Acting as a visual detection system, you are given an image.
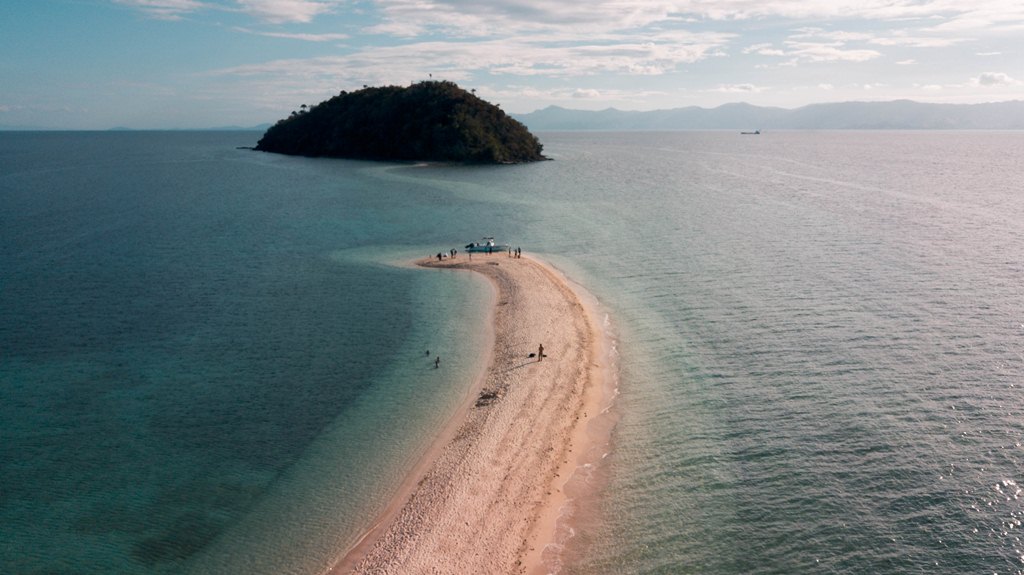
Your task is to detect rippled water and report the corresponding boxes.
[529,132,1024,574]
[3,130,1023,574]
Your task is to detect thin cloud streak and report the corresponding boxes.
[116,0,343,23]
[113,0,209,20]
[235,0,340,24]
[234,27,348,41]
[714,83,766,93]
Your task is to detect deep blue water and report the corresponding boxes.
[3,130,1024,574]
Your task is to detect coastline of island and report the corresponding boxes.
[330,253,612,574]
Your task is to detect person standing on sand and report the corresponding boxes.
[538,343,544,361]
[435,356,440,369]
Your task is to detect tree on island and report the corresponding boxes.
[255,81,546,164]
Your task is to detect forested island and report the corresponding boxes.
[255,81,546,164]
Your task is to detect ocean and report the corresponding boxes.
[2,130,1023,574]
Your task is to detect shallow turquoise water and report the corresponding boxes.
[4,130,1024,574]
[1,133,496,574]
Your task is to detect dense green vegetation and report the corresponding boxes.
[255,81,546,163]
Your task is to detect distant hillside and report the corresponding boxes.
[256,82,545,163]
[106,125,272,132]
[514,100,1024,131]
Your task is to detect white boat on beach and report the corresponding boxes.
[465,237,511,253]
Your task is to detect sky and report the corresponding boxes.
[1,0,1022,129]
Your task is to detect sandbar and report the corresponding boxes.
[332,253,604,574]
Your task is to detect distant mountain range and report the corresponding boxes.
[0,124,272,132]
[514,100,1024,131]
[5,100,1024,132]
[108,124,272,132]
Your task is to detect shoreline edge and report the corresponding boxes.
[330,253,611,574]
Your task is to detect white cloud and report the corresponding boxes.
[743,43,786,56]
[363,1,1024,38]
[757,26,957,66]
[972,72,1019,86]
[362,20,427,37]
[113,0,208,20]
[924,5,1024,34]
[791,26,964,49]
[976,51,1002,56]
[235,0,338,23]
[783,41,881,63]
[115,0,343,23]
[789,28,872,42]
[371,0,672,35]
[714,83,764,93]
[111,0,1024,117]
[115,0,1024,36]
[869,35,962,48]
[212,32,733,86]
[487,85,669,110]
[233,27,348,41]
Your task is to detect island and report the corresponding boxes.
[254,81,546,164]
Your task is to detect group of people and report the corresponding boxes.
[429,242,539,370]
[433,343,545,370]
[436,248,460,261]
[435,246,524,261]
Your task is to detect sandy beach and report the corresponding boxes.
[332,253,604,574]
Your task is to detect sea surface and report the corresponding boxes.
[2,130,1024,574]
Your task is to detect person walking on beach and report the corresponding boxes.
[435,356,440,369]
[537,343,544,361]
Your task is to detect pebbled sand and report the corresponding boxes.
[332,253,601,575]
